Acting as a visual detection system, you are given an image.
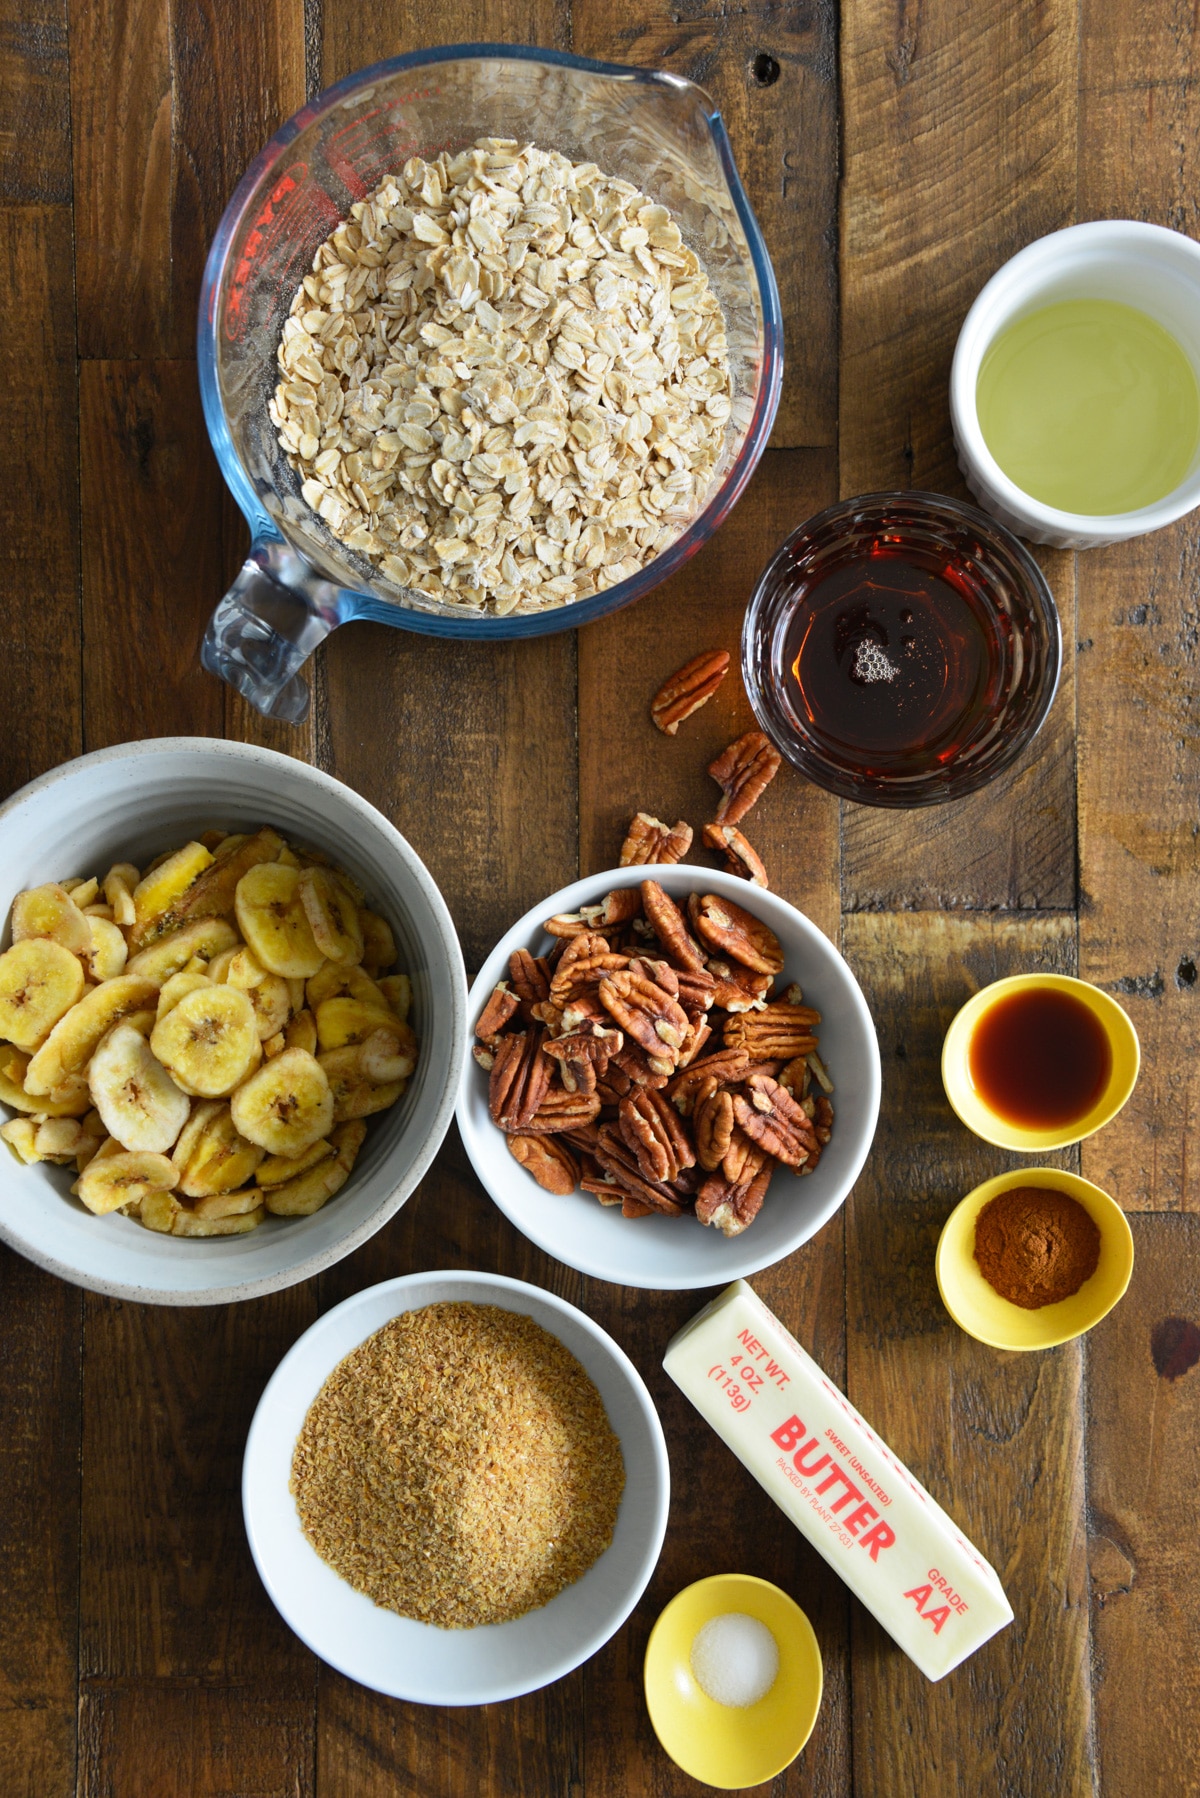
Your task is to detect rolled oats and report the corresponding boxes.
[271,141,732,615]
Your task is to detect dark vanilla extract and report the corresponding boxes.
[969,987,1112,1131]
[783,547,999,773]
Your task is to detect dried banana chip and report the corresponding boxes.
[174,1101,264,1197]
[87,1022,190,1154]
[230,1047,333,1156]
[76,1149,176,1216]
[315,996,399,1052]
[256,1135,335,1187]
[170,1203,265,1236]
[1,1117,40,1163]
[24,975,160,1095]
[127,917,239,983]
[132,841,213,926]
[262,1120,365,1216]
[358,910,397,975]
[0,938,85,1049]
[284,1009,318,1056]
[12,883,91,955]
[82,916,128,982]
[138,1188,182,1232]
[318,1046,404,1124]
[149,985,260,1097]
[155,969,211,1021]
[378,974,412,1022]
[298,866,364,966]
[191,1186,263,1220]
[360,1023,418,1085]
[235,864,324,979]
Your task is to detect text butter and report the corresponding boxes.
[663,1280,1013,1681]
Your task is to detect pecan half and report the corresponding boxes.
[507,1133,579,1195]
[593,1124,686,1216]
[668,1046,750,1115]
[732,1074,818,1167]
[709,730,782,827]
[476,983,521,1044]
[694,894,785,976]
[702,822,769,888]
[609,1041,669,1091]
[815,1094,834,1143]
[725,999,821,1059]
[694,1082,735,1171]
[544,888,642,937]
[696,1153,773,1236]
[488,1030,551,1132]
[543,1025,623,1094]
[620,813,694,866]
[651,649,730,735]
[508,949,551,1007]
[629,955,680,997]
[472,1042,496,1071]
[640,880,707,973]
[598,969,689,1072]
[581,1172,625,1208]
[706,956,774,1009]
[677,1017,712,1068]
[548,933,629,1005]
[523,1087,603,1134]
[618,1088,696,1184]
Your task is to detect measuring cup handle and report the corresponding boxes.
[201,539,343,724]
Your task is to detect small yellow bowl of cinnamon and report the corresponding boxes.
[935,1168,1134,1350]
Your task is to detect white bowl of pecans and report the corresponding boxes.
[0,738,466,1304]
[458,867,881,1289]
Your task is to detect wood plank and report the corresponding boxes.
[78,1684,314,1798]
[320,0,568,89]
[0,1255,80,1798]
[838,0,1080,912]
[79,1292,316,1684]
[69,0,173,358]
[0,0,71,203]
[578,449,841,940]
[1087,1212,1200,1795]
[0,202,82,1798]
[841,913,1096,1798]
[72,0,306,359]
[1075,0,1200,1212]
[572,0,838,449]
[0,206,83,790]
[78,360,227,745]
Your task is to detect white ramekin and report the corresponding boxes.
[951,220,1200,548]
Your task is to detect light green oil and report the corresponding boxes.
[976,298,1200,514]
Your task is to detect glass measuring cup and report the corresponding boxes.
[198,44,783,722]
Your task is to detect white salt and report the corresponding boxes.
[689,1611,780,1708]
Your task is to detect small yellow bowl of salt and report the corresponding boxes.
[643,1573,823,1789]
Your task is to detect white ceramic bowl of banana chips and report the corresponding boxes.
[0,739,466,1304]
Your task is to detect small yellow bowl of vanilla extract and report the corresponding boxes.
[951,221,1200,548]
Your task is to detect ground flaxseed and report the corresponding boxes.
[290,1301,625,1628]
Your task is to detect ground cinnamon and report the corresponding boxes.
[973,1186,1100,1309]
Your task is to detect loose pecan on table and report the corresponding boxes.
[620,813,694,866]
[702,822,769,888]
[651,650,731,735]
[708,730,782,827]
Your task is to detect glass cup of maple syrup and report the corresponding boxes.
[741,492,1061,806]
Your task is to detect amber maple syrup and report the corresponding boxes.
[782,544,1001,774]
[968,987,1112,1130]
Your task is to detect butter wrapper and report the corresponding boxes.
[663,1280,1013,1681]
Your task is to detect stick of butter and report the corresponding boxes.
[663,1280,1013,1681]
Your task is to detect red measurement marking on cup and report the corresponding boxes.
[224,163,341,343]
[324,86,440,197]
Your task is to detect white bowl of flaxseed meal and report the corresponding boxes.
[243,1269,669,1703]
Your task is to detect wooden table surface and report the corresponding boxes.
[3,0,1199,1792]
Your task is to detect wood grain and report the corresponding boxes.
[0,206,83,791]
[572,0,839,450]
[78,1684,315,1798]
[1087,1212,1200,1796]
[0,1255,80,1798]
[838,0,1079,912]
[1075,1,1200,1211]
[578,449,840,939]
[79,360,228,746]
[0,0,71,203]
[841,913,1095,1798]
[72,0,306,359]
